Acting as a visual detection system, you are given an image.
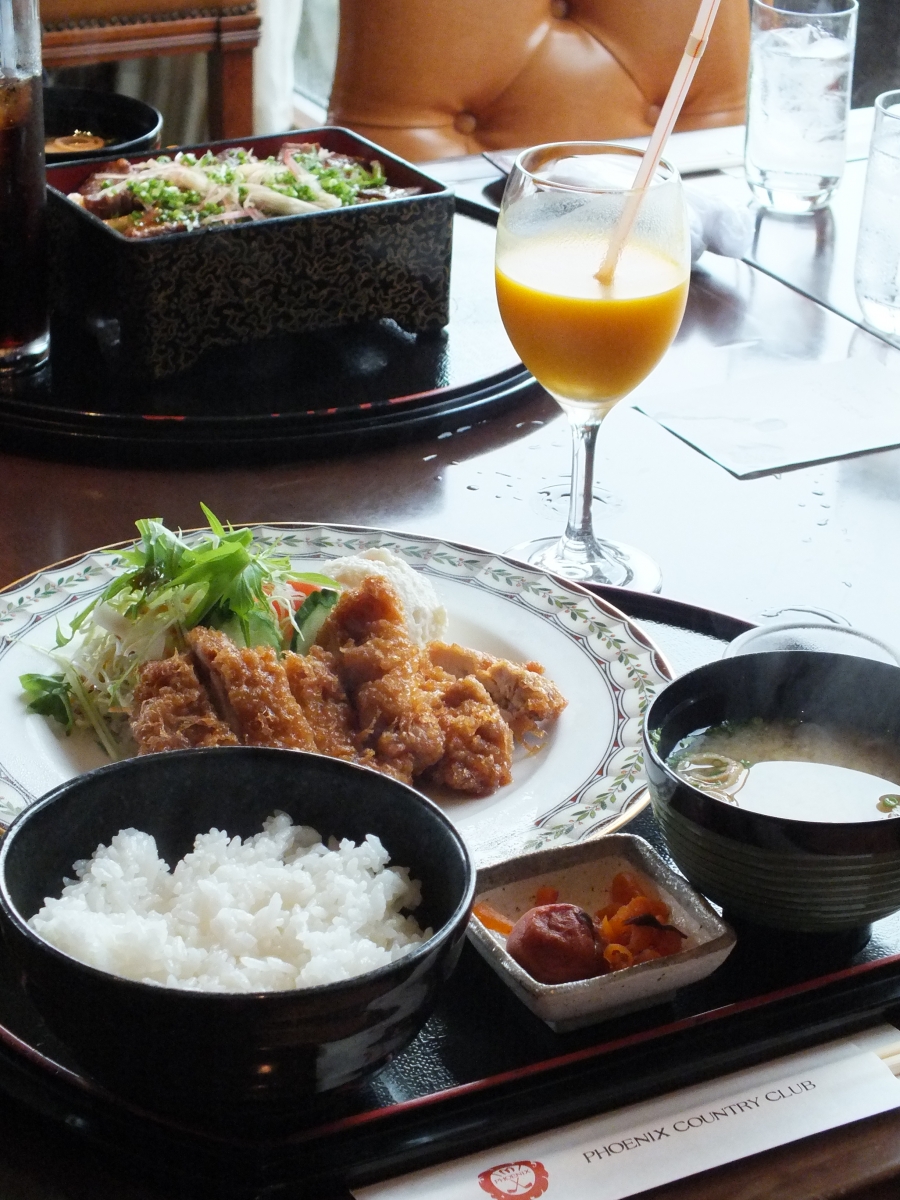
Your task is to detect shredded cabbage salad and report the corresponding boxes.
[19,505,340,757]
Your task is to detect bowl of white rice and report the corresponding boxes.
[0,747,474,1129]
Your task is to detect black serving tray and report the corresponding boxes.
[0,207,533,463]
[0,586,899,1199]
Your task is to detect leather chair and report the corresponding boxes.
[41,0,261,138]
[328,0,749,162]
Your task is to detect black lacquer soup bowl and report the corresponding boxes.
[44,86,162,161]
[644,652,900,937]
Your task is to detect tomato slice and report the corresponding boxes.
[288,580,321,608]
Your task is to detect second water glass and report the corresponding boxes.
[854,90,900,342]
[744,0,857,214]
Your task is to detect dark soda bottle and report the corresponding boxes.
[0,73,48,370]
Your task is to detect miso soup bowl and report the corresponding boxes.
[643,652,900,935]
[0,748,474,1131]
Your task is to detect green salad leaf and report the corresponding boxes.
[20,673,75,732]
[20,506,342,752]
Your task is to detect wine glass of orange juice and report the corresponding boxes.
[496,142,690,590]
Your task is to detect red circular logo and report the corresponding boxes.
[477,1160,550,1199]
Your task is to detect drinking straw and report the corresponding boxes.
[595,0,724,285]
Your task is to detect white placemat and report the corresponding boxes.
[636,358,900,478]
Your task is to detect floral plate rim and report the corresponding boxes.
[0,523,673,861]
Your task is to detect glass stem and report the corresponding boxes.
[561,410,604,562]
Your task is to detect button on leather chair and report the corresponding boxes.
[41,0,261,138]
[328,0,749,162]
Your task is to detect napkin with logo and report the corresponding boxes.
[352,1025,900,1200]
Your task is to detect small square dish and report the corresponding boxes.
[468,834,735,1032]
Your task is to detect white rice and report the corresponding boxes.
[322,547,448,645]
[28,811,430,993]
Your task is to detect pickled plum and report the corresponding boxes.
[474,872,687,985]
[505,903,606,984]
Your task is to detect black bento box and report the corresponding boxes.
[46,128,454,379]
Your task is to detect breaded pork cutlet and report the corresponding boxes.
[427,674,513,794]
[131,653,238,754]
[282,645,358,762]
[428,642,567,739]
[187,626,318,750]
[318,576,447,784]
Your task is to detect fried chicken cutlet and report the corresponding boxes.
[428,674,513,793]
[281,645,358,761]
[129,574,565,797]
[319,576,445,782]
[428,642,567,739]
[318,576,516,792]
[187,626,318,750]
[131,652,238,753]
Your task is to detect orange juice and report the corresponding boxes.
[496,235,689,410]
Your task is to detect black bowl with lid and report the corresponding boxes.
[0,747,474,1131]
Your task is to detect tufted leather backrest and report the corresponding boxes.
[328,0,749,162]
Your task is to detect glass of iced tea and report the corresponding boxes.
[0,0,48,372]
[496,143,690,591]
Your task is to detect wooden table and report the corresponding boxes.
[3,133,900,1198]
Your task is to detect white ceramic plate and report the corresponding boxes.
[0,525,671,866]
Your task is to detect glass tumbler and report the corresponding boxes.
[744,0,857,214]
[0,0,48,372]
[854,90,900,342]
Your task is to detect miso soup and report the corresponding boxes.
[667,719,900,823]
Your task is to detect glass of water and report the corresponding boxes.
[854,90,900,342]
[744,0,857,215]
